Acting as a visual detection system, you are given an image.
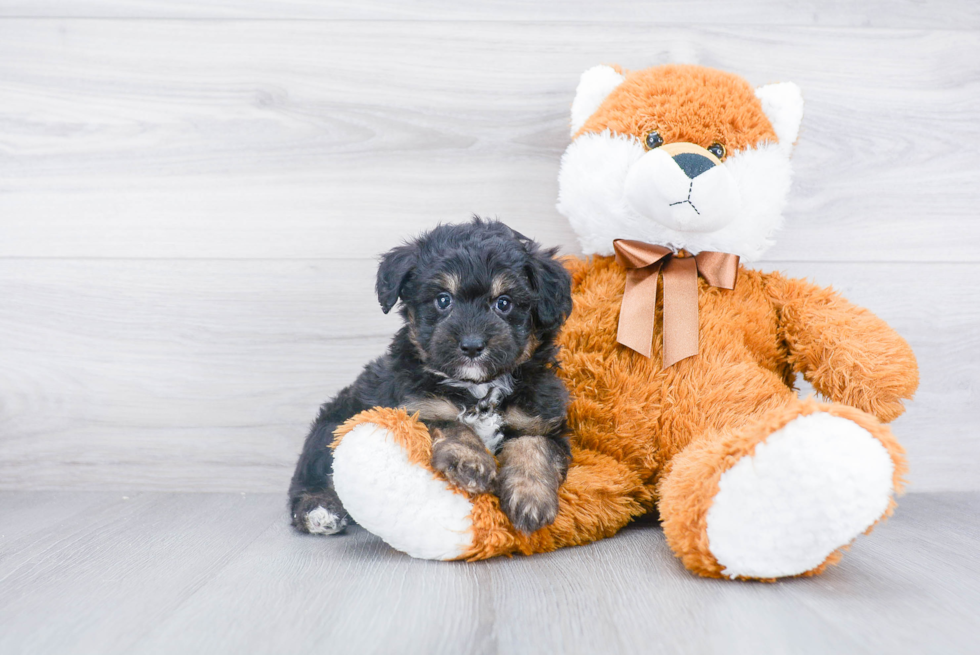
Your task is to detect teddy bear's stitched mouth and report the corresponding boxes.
[668,180,701,215]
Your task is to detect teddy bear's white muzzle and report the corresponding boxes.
[624,146,742,233]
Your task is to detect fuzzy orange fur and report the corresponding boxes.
[576,65,778,153]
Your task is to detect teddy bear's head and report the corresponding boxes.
[557,64,804,261]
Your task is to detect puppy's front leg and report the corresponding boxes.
[496,436,568,534]
[429,423,497,494]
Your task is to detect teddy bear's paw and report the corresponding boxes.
[705,412,895,579]
[332,422,476,560]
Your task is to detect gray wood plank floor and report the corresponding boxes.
[0,491,976,655]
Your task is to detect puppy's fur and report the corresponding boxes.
[289,217,573,536]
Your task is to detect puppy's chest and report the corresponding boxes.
[444,376,513,453]
[459,401,505,453]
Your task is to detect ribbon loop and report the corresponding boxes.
[613,239,740,368]
[693,250,739,290]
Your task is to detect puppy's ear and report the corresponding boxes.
[376,243,418,314]
[526,246,573,334]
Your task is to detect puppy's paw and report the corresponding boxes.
[432,440,497,494]
[291,490,349,535]
[303,505,348,535]
[497,475,559,534]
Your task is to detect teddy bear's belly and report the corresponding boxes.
[558,334,794,484]
[556,261,793,483]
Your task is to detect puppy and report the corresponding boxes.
[289,217,574,536]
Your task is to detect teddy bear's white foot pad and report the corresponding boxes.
[705,413,895,579]
[332,423,475,560]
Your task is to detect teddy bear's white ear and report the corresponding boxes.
[570,65,626,136]
[755,82,804,153]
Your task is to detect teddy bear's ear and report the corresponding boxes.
[755,82,804,153]
[570,65,626,136]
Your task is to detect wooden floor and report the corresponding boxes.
[0,491,976,655]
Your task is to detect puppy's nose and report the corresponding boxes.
[673,152,716,179]
[460,336,486,358]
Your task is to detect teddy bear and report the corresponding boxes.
[326,64,919,580]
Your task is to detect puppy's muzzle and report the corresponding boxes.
[624,142,743,233]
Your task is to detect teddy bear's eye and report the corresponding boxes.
[708,143,726,159]
[645,131,664,150]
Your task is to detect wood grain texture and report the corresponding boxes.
[0,259,398,491]
[1,20,978,261]
[0,259,975,492]
[0,491,976,654]
[1,1,977,28]
[1,5,976,495]
[0,491,284,655]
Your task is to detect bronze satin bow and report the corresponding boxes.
[613,239,739,367]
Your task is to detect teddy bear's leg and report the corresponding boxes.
[658,398,907,580]
[329,408,479,560]
[331,408,653,560]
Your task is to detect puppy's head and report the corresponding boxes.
[376,217,572,383]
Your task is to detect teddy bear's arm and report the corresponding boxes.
[768,273,919,423]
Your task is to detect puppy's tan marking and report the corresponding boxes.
[502,406,562,436]
[490,273,517,298]
[403,397,462,422]
[431,424,497,494]
[406,308,428,362]
[515,334,540,366]
[496,436,565,533]
[436,272,461,295]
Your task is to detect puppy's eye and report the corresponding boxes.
[707,142,726,160]
[644,130,664,150]
[494,295,512,315]
[435,292,453,311]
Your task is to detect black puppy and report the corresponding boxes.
[289,217,573,536]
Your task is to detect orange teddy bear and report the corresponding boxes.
[328,64,919,580]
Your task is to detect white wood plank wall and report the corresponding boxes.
[1,2,977,492]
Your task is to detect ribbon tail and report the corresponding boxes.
[661,257,699,368]
[616,265,659,358]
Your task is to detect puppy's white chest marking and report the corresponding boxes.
[460,408,505,454]
[442,374,514,454]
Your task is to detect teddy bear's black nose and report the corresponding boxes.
[673,153,716,179]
